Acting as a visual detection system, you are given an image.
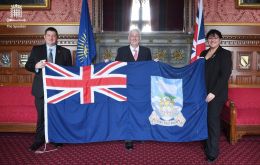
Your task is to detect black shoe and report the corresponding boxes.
[125,141,134,150]
[28,142,44,152]
[51,143,63,148]
[207,156,217,163]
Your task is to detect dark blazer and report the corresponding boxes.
[25,44,72,97]
[200,46,232,102]
[115,45,152,62]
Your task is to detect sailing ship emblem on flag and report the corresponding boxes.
[149,76,186,127]
[43,61,127,104]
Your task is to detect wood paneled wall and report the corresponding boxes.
[0,25,78,86]
[206,26,260,86]
[0,25,260,86]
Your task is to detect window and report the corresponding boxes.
[102,0,185,32]
[130,0,151,32]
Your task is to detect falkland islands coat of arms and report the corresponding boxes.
[149,76,186,127]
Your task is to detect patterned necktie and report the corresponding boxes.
[48,48,53,63]
[134,49,138,61]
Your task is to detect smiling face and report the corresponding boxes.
[44,30,58,47]
[207,34,221,49]
[128,30,140,48]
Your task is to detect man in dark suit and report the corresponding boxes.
[25,27,72,152]
[115,29,152,150]
[115,29,152,62]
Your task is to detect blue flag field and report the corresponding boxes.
[43,59,208,143]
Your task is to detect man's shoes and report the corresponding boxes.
[54,143,63,148]
[206,156,217,163]
[53,143,63,148]
[28,142,44,152]
[125,141,134,150]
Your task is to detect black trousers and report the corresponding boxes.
[205,99,225,158]
[34,96,45,144]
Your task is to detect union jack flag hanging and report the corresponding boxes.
[190,0,206,63]
[43,61,127,104]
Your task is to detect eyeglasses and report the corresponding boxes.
[207,37,219,40]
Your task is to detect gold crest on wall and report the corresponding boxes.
[239,55,250,70]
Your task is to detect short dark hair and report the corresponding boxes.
[206,29,222,39]
[45,27,58,37]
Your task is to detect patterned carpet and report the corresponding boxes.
[0,133,259,165]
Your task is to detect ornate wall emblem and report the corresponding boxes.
[6,4,26,28]
[0,53,11,67]
[154,50,166,61]
[172,49,184,61]
[238,54,251,70]
[103,49,113,62]
[19,53,29,67]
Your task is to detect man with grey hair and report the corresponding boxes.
[116,28,152,62]
[115,29,152,150]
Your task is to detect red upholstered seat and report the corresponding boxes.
[221,87,260,144]
[0,86,36,123]
[228,88,260,125]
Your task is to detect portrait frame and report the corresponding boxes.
[236,0,260,9]
[0,0,50,10]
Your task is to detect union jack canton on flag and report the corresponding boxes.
[43,61,127,104]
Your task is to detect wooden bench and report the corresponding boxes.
[221,85,260,144]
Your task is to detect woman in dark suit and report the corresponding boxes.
[200,29,232,162]
[25,27,72,152]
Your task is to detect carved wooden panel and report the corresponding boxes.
[224,45,260,85]
[255,76,260,84]
[0,31,78,86]
[235,75,252,85]
[257,52,260,71]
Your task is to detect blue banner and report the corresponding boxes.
[43,59,208,143]
[76,0,96,66]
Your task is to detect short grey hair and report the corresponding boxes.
[128,28,141,40]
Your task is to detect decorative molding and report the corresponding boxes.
[224,35,260,40]
[221,35,260,47]
[205,23,260,26]
[0,34,78,46]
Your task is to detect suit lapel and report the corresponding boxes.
[42,44,47,61]
[55,46,61,64]
[137,47,142,61]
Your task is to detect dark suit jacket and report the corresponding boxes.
[115,45,152,62]
[200,46,232,102]
[25,44,72,97]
